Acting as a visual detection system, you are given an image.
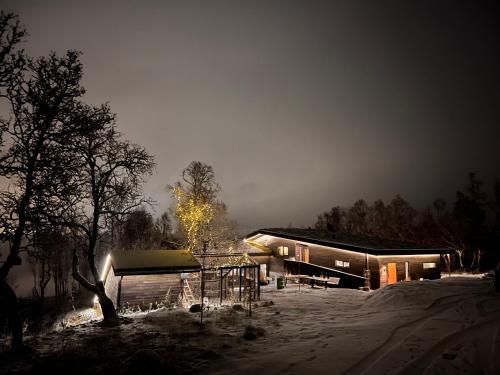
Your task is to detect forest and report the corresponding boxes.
[314,172,500,271]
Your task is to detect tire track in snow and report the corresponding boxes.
[398,297,500,375]
[343,292,492,375]
[398,317,500,375]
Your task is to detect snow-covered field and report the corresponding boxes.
[1,277,499,374]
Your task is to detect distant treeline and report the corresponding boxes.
[314,173,500,271]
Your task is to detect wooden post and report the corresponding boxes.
[446,254,451,276]
[220,268,223,305]
[257,264,261,300]
[117,276,123,307]
[239,267,242,301]
[248,280,252,317]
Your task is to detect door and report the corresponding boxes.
[387,263,397,285]
[295,244,309,262]
[295,244,302,261]
[303,248,310,263]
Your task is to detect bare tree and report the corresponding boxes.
[155,211,171,247]
[178,161,220,204]
[0,48,84,350]
[0,11,25,90]
[119,208,158,250]
[59,105,155,323]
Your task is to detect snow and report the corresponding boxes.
[1,277,499,374]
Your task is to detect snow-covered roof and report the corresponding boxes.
[245,228,453,256]
[109,249,201,275]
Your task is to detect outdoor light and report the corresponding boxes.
[93,254,112,305]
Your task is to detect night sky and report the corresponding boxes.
[2,0,500,232]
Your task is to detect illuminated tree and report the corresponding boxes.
[171,185,215,252]
[169,161,236,253]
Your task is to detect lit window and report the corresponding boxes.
[423,262,436,269]
[277,246,289,256]
[335,260,349,268]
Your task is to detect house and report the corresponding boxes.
[101,249,201,307]
[244,228,454,289]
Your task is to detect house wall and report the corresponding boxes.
[119,273,183,307]
[368,255,380,289]
[250,236,443,289]
[258,237,369,279]
[377,255,441,282]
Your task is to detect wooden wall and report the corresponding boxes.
[252,236,444,289]
[104,267,120,306]
[120,273,183,307]
[260,237,369,278]
[377,255,441,282]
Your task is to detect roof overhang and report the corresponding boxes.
[109,249,201,277]
[244,229,454,256]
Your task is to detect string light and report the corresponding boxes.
[172,186,215,251]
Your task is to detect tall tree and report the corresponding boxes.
[169,161,236,253]
[155,211,172,247]
[345,199,369,235]
[386,194,417,241]
[0,48,84,350]
[453,173,488,269]
[59,105,155,322]
[0,11,25,91]
[314,206,345,233]
[119,208,158,250]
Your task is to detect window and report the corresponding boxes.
[335,260,350,268]
[423,262,436,269]
[277,246,288,256]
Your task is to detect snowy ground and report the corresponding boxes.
[1,277,499,374]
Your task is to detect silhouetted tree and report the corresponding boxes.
[453,173,488,269]
[345,199,369,235]
[0,47,84,350]
[0,11,25,91]
[386,195,418,241]
[314,206,345,233]
[119,208,158,250]
[155,211,172,247]
[58,105,155,323]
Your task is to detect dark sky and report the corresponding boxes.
[3,0,500,232]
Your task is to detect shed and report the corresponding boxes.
[101,249,201,308]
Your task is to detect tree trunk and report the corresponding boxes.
[72,249,119,323]
[0,279,23,351]
[96,282,119,323]
[456,249,465,270]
